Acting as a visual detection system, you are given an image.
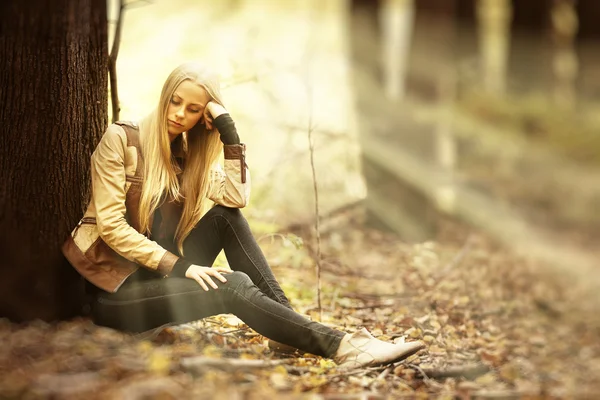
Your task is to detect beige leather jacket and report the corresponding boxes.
[61,121,250,293]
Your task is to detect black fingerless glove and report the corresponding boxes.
[173,257,192,273]
[213,113,240,145]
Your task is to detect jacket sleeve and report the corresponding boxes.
[91,124,179,275]
[207,144,251,208]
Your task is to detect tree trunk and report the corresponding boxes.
[0,0,108,321]
[476,0,512,95]
[380,0,415,100]
[551,0,578,109]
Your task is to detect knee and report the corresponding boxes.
[207,206,247,231]
[208,205,244,221]
[224,271,252,290]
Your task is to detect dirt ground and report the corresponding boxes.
[0,210,598,399]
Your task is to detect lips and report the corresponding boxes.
[169,120,183,127]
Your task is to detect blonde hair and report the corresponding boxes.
[138,62,224,255]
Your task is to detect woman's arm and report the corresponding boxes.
[91,124,179,275]
[205,105,251,208]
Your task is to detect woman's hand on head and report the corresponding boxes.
[185,264,230,291]
[202,101,228,130]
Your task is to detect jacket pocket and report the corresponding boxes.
[72,217,99,253]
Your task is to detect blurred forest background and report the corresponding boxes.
[1,0,599,398]
[109,0,599,290]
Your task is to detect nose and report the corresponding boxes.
[175,105,185,119]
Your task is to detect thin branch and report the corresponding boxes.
[417,363,490,380]
[302,0,323,322]
[376,366,392,380]
[108,0,124,123]
[180,356,296,373]
[307,88,323,321]
[423,234,474,295]
[257,232,287,244]
[132,322,176,341]
[438,234,474,276]
[283,199,364,233]
[124,0,153,9]
[409,364,444,390]
[327,365,387,379]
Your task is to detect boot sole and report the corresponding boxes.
[371,342,425,368]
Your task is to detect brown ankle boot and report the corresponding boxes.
[333,328,425,369]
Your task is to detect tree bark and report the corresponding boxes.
[0,0,108,321]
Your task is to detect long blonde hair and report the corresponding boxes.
[138,62,224,255]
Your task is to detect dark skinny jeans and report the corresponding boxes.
[91,205,345,358]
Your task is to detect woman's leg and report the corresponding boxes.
[179,205,292,309]
[92,271,345,357]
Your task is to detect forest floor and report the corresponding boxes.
[0,211,599,399]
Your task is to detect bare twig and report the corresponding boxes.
[108,0,154,123]
[180,356,296,373]
[132,322,176,341]
[283,199,364,233]
[108,0,124,123]
[124,0,153,9]
[418,363,490,380]
[264,121,348,139]
[327,365,387,379]
[307,110,323,321]
[257,232,287,244]
[472,390,533,399]
[342,292,416,301]
[203,327,250,337]
[338,302,396,310]
[423,234,474,295]
[438,234,474,277]
[409,364,432,386]
[304,74,323,322]
[409,364,445,390]
[329,287,340,312]
[302,0,324,322]
[377,366,392,380]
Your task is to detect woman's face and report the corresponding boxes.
[167,80,211,140]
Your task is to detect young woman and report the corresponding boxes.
[62,62,424,369]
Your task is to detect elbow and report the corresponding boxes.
[234,188,251,208]
[230,196,249,209]
[218,192,249,209]
[96,217,121,244]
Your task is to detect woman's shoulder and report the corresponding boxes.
[98,123,128,147]
[101,121,140,146]
[114,120,139,130]
[93,122,142,161]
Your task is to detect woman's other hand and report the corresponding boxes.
[203,101,228,130]
[185,264,229,291]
